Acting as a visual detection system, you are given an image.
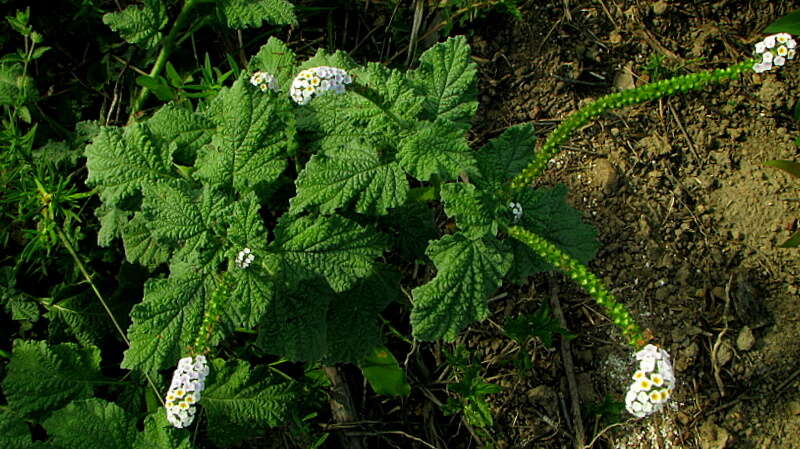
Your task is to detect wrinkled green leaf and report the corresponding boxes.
[195,78,291,194]
[407,35,477,128]
[85,124,176,207]
[203,358,298,446]
[411,233,512,341]
[2,340,102,419]
[397,119,476,181]
[215,0,297,28]
[264,214,386,292]
[440,182,498,238]
[291,140,409,216]
[507,185,600,283]
[42,399,137,449]
[102,0,166,49]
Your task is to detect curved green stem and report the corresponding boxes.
[128,0,202,122]
[51,206,164,403]
[508,225,644,348]
[509,59,756,190]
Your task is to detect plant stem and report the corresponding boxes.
[52,216,164,403]
[128,0,201,122]
[509,60,756,190]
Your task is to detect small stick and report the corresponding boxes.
[548,273,586,449]
[323,366,367,449]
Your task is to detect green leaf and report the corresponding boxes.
[302,63,421,154]
[195,78,291,194]
[379,202,438,260]
[291,140,409,216]
[0,63,37,106]
[780,229,800,248]
[96,204,130,247]
[2,340,102,419]
[323,268,400,363]
[42,399,137,449]
[102,0,166,49]
[265,214,386,292]
[249,37,297,88]
[474,123,536,189]
[507,185,600,283]
[765,159,800,179]
[215,0,298,28]
[257,281,331,361]
[504,303,575,347]
[142,183,227,245]
[408,35,477,128]
[226,194,272,327]
[0,408,48,449]
[147,103,215,165]
[121,268,218,373]
[121,213,171,269]
[397,119,476,181]
[133,413,192,449]
[85,124,176,207]
[765,9,800,34]
[359,345,410,397]
[411,233,512,341]
[136,75,175,101]
[45,293,112,348]
[203,358,298,445]
[440,182,498,238]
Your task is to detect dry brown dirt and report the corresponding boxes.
[453,1,800,448]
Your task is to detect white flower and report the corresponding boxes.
[249,71,280,93]
[625,344,675,418]
[235,247,255,269]
[166,355,209,428]
[753,33,797,73]
[289,66,352,105]
[509,202,523,223]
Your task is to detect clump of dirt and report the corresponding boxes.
[463,1,800,448]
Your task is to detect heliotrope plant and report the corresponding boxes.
[80,26,797,434]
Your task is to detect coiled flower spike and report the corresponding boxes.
[165,355,210,428]
[753,33,797,73]
[290,66,352,105]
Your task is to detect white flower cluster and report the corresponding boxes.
[509,202,523,223]
[290,66,352,105]
[753,33,797,73]
[235,247,254,269]
[165,355,209,428]
[625,344,675,418]
[249,70,280,93]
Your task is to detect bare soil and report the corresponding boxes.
[451,1,800,448]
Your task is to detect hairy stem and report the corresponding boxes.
[128,0,201,122]
[508,225,645,348]
[509,60,756,190]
